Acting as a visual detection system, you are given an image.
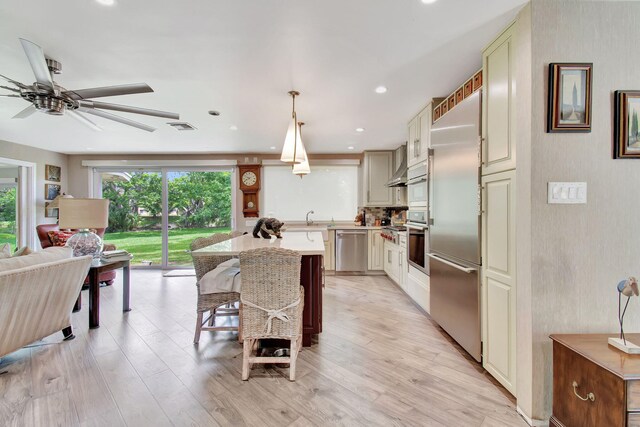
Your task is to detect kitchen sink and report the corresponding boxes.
[283,225,328,241]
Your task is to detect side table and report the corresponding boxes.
[73,259,131,329]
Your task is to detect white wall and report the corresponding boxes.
[0,140,68,229]
[518,0,640,421]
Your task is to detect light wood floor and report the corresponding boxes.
[0,271,526,427]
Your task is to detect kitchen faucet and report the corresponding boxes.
[306,210,315,226]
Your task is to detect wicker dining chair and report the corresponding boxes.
[190,231,245,344]
[239,247,304,381]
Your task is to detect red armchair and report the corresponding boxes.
[36,224,116,286]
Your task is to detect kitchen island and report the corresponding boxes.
[192,232,324,346]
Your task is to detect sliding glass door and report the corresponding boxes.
[0,179,18,251]
[166,171,233,267]
[96,168,233,269]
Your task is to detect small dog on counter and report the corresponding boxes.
[252,217,285,239]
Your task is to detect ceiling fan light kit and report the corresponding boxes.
[0,38,179,132]
[280,90,306,164]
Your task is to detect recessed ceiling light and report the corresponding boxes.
[96,0,115,5]
[375,86,388,94]
[270,146,276,150]
[348,146,355,150]
[229,125,238,131]
[355,128,365,132]
[208,110,220,116]
[421,0,437,3]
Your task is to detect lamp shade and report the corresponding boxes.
[47,193,74,209]
[292,142,311,176]
[280,118,306,164]
[59,198,109,229]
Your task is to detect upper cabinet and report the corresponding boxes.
[482,22,516,175]
[363,151,393,207]
[407,104,432,168]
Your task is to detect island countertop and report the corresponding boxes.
[192,231,326,257]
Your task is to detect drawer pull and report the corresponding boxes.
[572,381,595,402]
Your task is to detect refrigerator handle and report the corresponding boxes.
[426,253,476,274]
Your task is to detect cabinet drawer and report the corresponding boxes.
[552,341,625,427]
[629,413,640,427]
[629,381,640,411]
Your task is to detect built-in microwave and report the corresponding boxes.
[407,162,428,208]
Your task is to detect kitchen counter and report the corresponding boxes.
[192,232,325,256]
[328,225,383,230]
[192,231,324,347]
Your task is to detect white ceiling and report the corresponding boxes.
[0,0,525,154]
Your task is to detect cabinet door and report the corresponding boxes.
[482,23,516,175]
[407,117,420,168]
[417,104,432,162]
[364,152,393,206]
[368,230,384,271]
[399,248,407,290]
[481,169,516,394]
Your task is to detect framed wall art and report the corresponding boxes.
[547,63,592,132]
[45,183,61,201]
[45,164,61,182]
[613,90,640,159]
[45,202,58,218]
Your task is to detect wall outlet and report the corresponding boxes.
[547,182,587,204]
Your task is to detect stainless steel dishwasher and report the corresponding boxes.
[335,229,368,273]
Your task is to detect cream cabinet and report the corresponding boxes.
[482,23,516,175]
[481,169,516,395]
[363,151,393,207]
[368,229,384,271]
[383,240,399,284]
[407,104,432,168]
[323,230,335,271]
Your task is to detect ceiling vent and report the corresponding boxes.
[167,122,196,131]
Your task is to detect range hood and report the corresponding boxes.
[386,144,407,187]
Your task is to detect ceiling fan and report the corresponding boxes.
[0,38,179,132]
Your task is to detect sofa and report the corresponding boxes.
[0,247,92,358]
[36,224,116,286]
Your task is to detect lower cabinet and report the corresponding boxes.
[368,230,384,271]
[323,230,335,271]
[481,169,517,394]
[383,240,406,289]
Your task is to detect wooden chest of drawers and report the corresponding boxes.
[551,334,640,427]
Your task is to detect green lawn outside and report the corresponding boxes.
[104,227,230,266]
[0,233,15,251]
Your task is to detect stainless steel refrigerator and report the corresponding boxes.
[428,91,482,362]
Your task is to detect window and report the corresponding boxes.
[263,165,358,221]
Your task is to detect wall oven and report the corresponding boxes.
[407,162,428,208]
[406,210,429,275]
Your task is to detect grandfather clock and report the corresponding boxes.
[238,164,261,218]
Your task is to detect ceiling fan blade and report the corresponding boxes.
[64,83,153,100]
[13,104,36,119]
[19,39,54,88]
[0,94,20,98]
[79,100,179,119]
[0,74,26,89]
[68,110,102,131]
[78,107,155,132]
[0,85,20,93]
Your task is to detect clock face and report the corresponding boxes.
[242,171,257,187]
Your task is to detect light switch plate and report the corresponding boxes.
[548,182,587,204]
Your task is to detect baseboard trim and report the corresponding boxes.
[516,406,547,426]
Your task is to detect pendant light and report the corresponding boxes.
[293,121,310,177]
[280,90,306,164]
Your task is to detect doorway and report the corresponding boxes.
[94,168,233,269]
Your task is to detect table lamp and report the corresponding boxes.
[58,198,110,258]
[608,277,640,354]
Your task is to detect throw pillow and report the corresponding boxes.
[47,230,75,247]
[13,246,32,257]
[0,243,10,259]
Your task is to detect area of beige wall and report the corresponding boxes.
[526,0,640,420]
[0,140,69,230]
